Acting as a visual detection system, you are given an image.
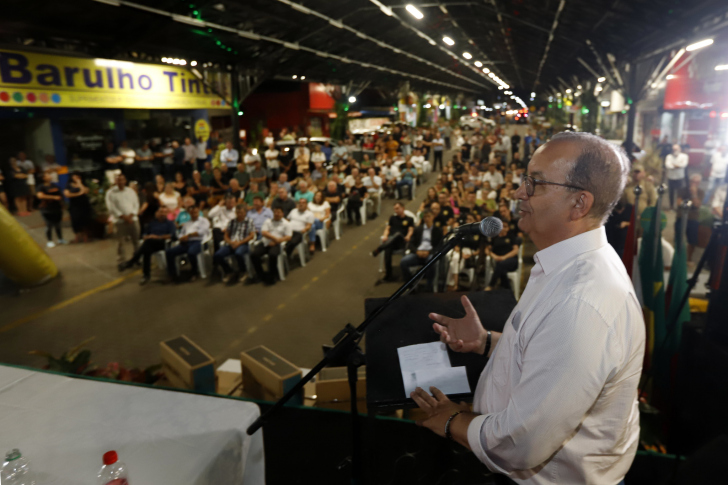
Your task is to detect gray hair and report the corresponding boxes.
[550,132,629,224]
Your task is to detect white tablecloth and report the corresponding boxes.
[0,365,264,484]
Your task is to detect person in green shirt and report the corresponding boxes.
[244,182,266,205]
[294,181,315,202]
[234,162,250,191]
[200,161,214,186]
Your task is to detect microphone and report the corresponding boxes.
[455,216,503,237]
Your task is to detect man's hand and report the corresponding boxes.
[431,295,488,354]
[179,235,189,243]
[410,387,469,438]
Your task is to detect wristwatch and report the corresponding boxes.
[484,330,492,356]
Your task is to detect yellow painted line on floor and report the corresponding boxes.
[301,283,310,291]
[248,326,258,334]
[311,276,319,282]
[352,245,357,249]
[321,268,329,275]
[277,303,286,310]
[263,314,273,322]
[0,270,142,334]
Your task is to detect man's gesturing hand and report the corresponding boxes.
[430,295,488,354]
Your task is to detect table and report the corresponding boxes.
[0,365,264,484]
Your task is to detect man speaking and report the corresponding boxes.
[410,132,645,484]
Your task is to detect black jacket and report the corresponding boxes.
[407,223,443,254]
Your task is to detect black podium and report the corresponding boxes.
[365,289,517,411]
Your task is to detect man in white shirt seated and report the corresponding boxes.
[287,198,317,254]
[220,142,239,169]
[344,168,360,191]
[208,195,237,251]
[250,206,292,285]
[410,148,427,174]
[362,167,383,217]
[381,159,401,197]
[411,132,643,485]
[165,205,211,282]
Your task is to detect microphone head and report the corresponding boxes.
[479,217,503,237]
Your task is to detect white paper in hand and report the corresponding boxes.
[397,342,471,397]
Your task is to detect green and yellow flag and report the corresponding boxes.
[638,205,666,372]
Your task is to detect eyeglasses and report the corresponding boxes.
[523,175,586,197]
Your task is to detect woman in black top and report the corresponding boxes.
[37,171,66,247]
[172,171,188,197]
[138,182,161,228]
[485,224,521,291]
[9,157,30,216]
[64,172,92,243]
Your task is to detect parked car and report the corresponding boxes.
[459,115,496,131]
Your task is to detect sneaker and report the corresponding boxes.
[222,273,233,284]
[238,274,249,284]
[46,241,56,248]
[58,239,68,245]
[139,276,150,286]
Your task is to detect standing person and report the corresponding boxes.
[410,132,643,485]
[171,140,185,181]
[213,203,256,284]
[118,141,138,183]
[665,144,688,210]
[432,132,445,172]
[196,135,209,172]
[372,201,414,283]
[105,174,140,265]
[679,174,706,264]
[293,139,311,175]
[265,142,281,181]
[182,137,197,181]
[165,205,210,282]
[136,142,155,185]
[442,123,452,150]
[63,172,92,243]
[119,207,176,285]
[42,155,62,184]
[17,151,36,212]
[8,157,30,216]
[36,172,66,248]
[138,182,161,228]
[704,144,728,204]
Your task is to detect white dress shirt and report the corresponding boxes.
[709,151,728,179]
[287,208,315,232]
[208,204,236,230]
[483,171,504,188]
[261,218,293,245]
[105,186,139,222]
[220,148,239,168]
[180,217,210,242]
[467,227,644,484]
[665,153,688,180]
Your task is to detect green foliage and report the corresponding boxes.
[248,119,264,149]
[86,177,111,218]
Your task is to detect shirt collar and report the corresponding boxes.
[533,226,608,276]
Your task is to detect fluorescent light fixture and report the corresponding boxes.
[488,72,494,78]
[406,4,424,19]
[443,36,455,46]
[291,3,312,14]
[329,19,344,28]
[474,61,483,67]
[92,0,120,5]
[686,38,713,51]
[715,64,728,71]
[171,14,204,27]
[462,52,472,59]
[179,60,187,66]
[666,74,676,79]
[94,58,134,68]
[283,42,300,50]
[503,85,509,89]
[577,85,582,89]
[190,60,197,66]
[498,86,504,90]
[161,57,168,63]
[597,76,606,82]
[531,92,536,97]
[565,89,572,93]
[601,101,610,107]
[482,68,490,73]
[239,31,261,41]
[301,76,306,80]
[292,75,298,79]
[348,96,356,103]
[595,86,603,92]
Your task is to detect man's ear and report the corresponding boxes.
[571,191,594,221]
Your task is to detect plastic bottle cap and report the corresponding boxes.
[103,451,118,466]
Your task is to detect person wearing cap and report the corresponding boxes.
[622,162,657,226]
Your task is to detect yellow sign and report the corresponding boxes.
[0,48,231,109]
[194,119,210,141]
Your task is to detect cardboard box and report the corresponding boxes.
[217,359,243,396]
[160,335,216,393]
[316,366,366,403]
[240,346,302,405]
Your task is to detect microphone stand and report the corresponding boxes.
[246,231,465,485]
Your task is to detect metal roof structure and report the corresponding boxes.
[3,0,728,99]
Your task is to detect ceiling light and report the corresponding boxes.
[482,68,490,73]
[292,75,298,79]
[566,89,572,93]
[686,39,713,51]
[405,4,424,19]
[595,86,603,92]
[601,101,610,107]
[530,92,536,98]
[424,103,431,108]
[179,60,187,66]
[666,74,676,80]
[301,76,306,80]
[597,77,606,82]
[190,61,197,66]
[439,104,445,109]
[443,36,455,46]
[503,85,509,89]
[715,65,728,71]
[161,57,168,63]
[577,85,582,89]
[474,61,483,67]
[349,96,356,103]
[462,52,472,59]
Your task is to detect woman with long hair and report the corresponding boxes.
[9,157,30,216]
[36,171,66,247]
[418,186,438,212]
[63,172,92,243]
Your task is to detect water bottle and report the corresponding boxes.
[97,451,129,485]
[1,449,35,485]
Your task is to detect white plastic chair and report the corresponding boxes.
[315,217,330,252]
[173,232,213,278]
[333,203,346,240]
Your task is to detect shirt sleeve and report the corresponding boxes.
[199,218,211,240]
[467,298,619,473]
